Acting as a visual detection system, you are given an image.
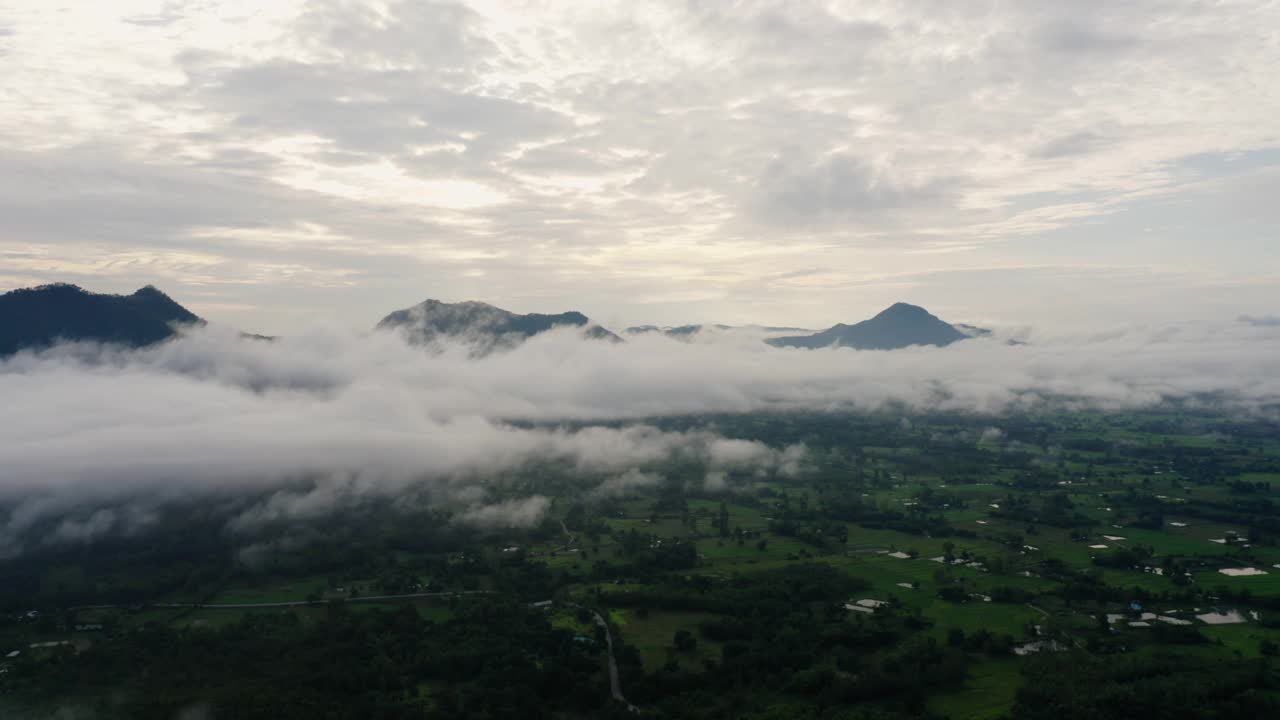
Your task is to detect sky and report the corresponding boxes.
[1,0,1278,335]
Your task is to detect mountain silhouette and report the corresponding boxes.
[377,298,619,351]
[766,303,973,350]
[0,283,202,357]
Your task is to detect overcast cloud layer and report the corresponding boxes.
[1,1,1278,332]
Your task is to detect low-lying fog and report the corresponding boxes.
[2,318,1277,555]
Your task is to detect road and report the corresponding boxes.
[564,602,639,713]
[555,519,579,553]
[592,609,639,713]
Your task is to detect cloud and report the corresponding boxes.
[237,534,310,570]
[1034,132,1115,159]
[592,469,663,498]
[0,328,838,553]
[753,152,960,225]
[457,496,551,529]
[0,319,1276,550]
[980,427,1006,443]
[295,0,497,75]
[1240,314,1280,327]
[1036,19,1139,55]
[51,509,121,545]
[177,56,570,159]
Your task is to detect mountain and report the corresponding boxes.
[766,303,973,350]
[0,283,202,357]
[377,298,620,350]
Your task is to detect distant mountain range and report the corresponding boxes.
[376,298,619,351]
[766,303,977,350]
[0,283,202,357]
[0,283,989,356]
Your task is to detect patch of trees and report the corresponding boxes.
[1014,652,1280,720]
[603,563,870,618]
[631,611,958,718]
[2,600,611,719]
[988,491,1095,529]
[1091,545,1156,571]
[806,493,967,538]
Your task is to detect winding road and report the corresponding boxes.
[564,602,639,713]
